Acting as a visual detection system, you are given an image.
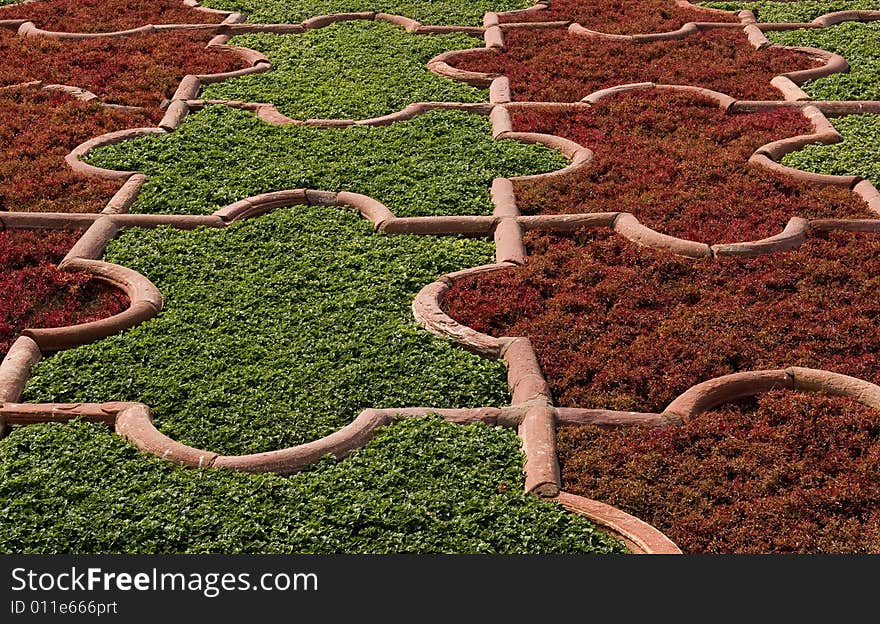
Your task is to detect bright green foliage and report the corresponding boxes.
[202,22,485,120]
[25,207,508,455]
[702,1,880,22]
[199,0,531,26]
[783,114,880,186]
[0,417,626,553]
[86,107,567,216]
[766,22,880,100]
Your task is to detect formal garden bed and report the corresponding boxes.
[199,0,530,27]
[447,28,819,102]
[201,22,484,120]
[703,1,880,23]
[0,0,225,32]
[506,91,871,244]
[443,227,880,412]
[84,107,566,216]
[557,391,880,553]
[0,29,245,109]
[0,228,127,357]
[0,87,153,213]
[3,0,880,555]
[498,0,737,32]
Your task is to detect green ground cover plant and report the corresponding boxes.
[199,0,531,26]
[783,113,880,185]
[702,1,880,23]
[765,22,880,100]
[86,107,566,217]
[0,417,625,553]
[202,22,485,120]
[24,207,509,455]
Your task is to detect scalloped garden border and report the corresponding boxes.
[4,0,880,554]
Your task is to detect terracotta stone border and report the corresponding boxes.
[10,0,880,554]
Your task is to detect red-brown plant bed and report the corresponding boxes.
[0,30,245,109]
[0,87,154,213]
[443,228,880,412]
[557,391,880,553]
[509,91,870,243]
[0,0,224,33]
[0,228,128,357]
[449,28,817,101]
[499,0,737,33]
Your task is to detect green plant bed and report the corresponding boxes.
[86,107,566,217]
[0,417,625,553]
[202,22,485,120]
[199,0,531,27]
[702,1,880,22]
[25,207,509,455]
[783,113,880,186]
[764,22,880,100]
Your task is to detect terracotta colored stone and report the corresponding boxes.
[519,405,560,496]
[103,174,146,214]
[494,217,526,264]
[613,213,711,258]
[786,367,880,408]
[62,217,118,264]
[554,491,682,554]
[375,13,420,32]
[116,404,218,468]
[555,408,669,427]
[664,369,793,421]
[212,408,392,473]
[0,336,41,403]
[517,213,619,230]
[711,216,810,257]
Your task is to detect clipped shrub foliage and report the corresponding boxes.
[0,0,224,32]
[0,87,155,213]
[0,229,128,357]
[25,207,510,455]
[0,417,625,553]
[500,0,737,33]
[0,30,245,109]
[86,106,568,217]
[200,0,531,26]
[203,22,485,120]
[506,91,870,243]
[448,28,818,102]
[558,391,880,553]
[443,228,880,413]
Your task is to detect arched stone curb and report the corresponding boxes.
[553,491,682,554]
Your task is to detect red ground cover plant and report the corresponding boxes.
[443,228,880,412]
[0,228,128,358]
[448,28,818,101]
[499,0,737,33]
[557,391,880,553]
[0,87,155,213]
[0,0,224,33]
[508,91,871,243]
[0,30,245,109]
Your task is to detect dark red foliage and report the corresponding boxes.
[449,28,818,102]
[0,229,129,357]
[0,87,155,213]
[557,391,880,553]
[0,30,245,108]
[443,228,880,412]
[500,0,738,33]
[0,0,223,33]
[508,91,870,243]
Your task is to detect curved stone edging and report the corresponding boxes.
[553,491,682,554]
